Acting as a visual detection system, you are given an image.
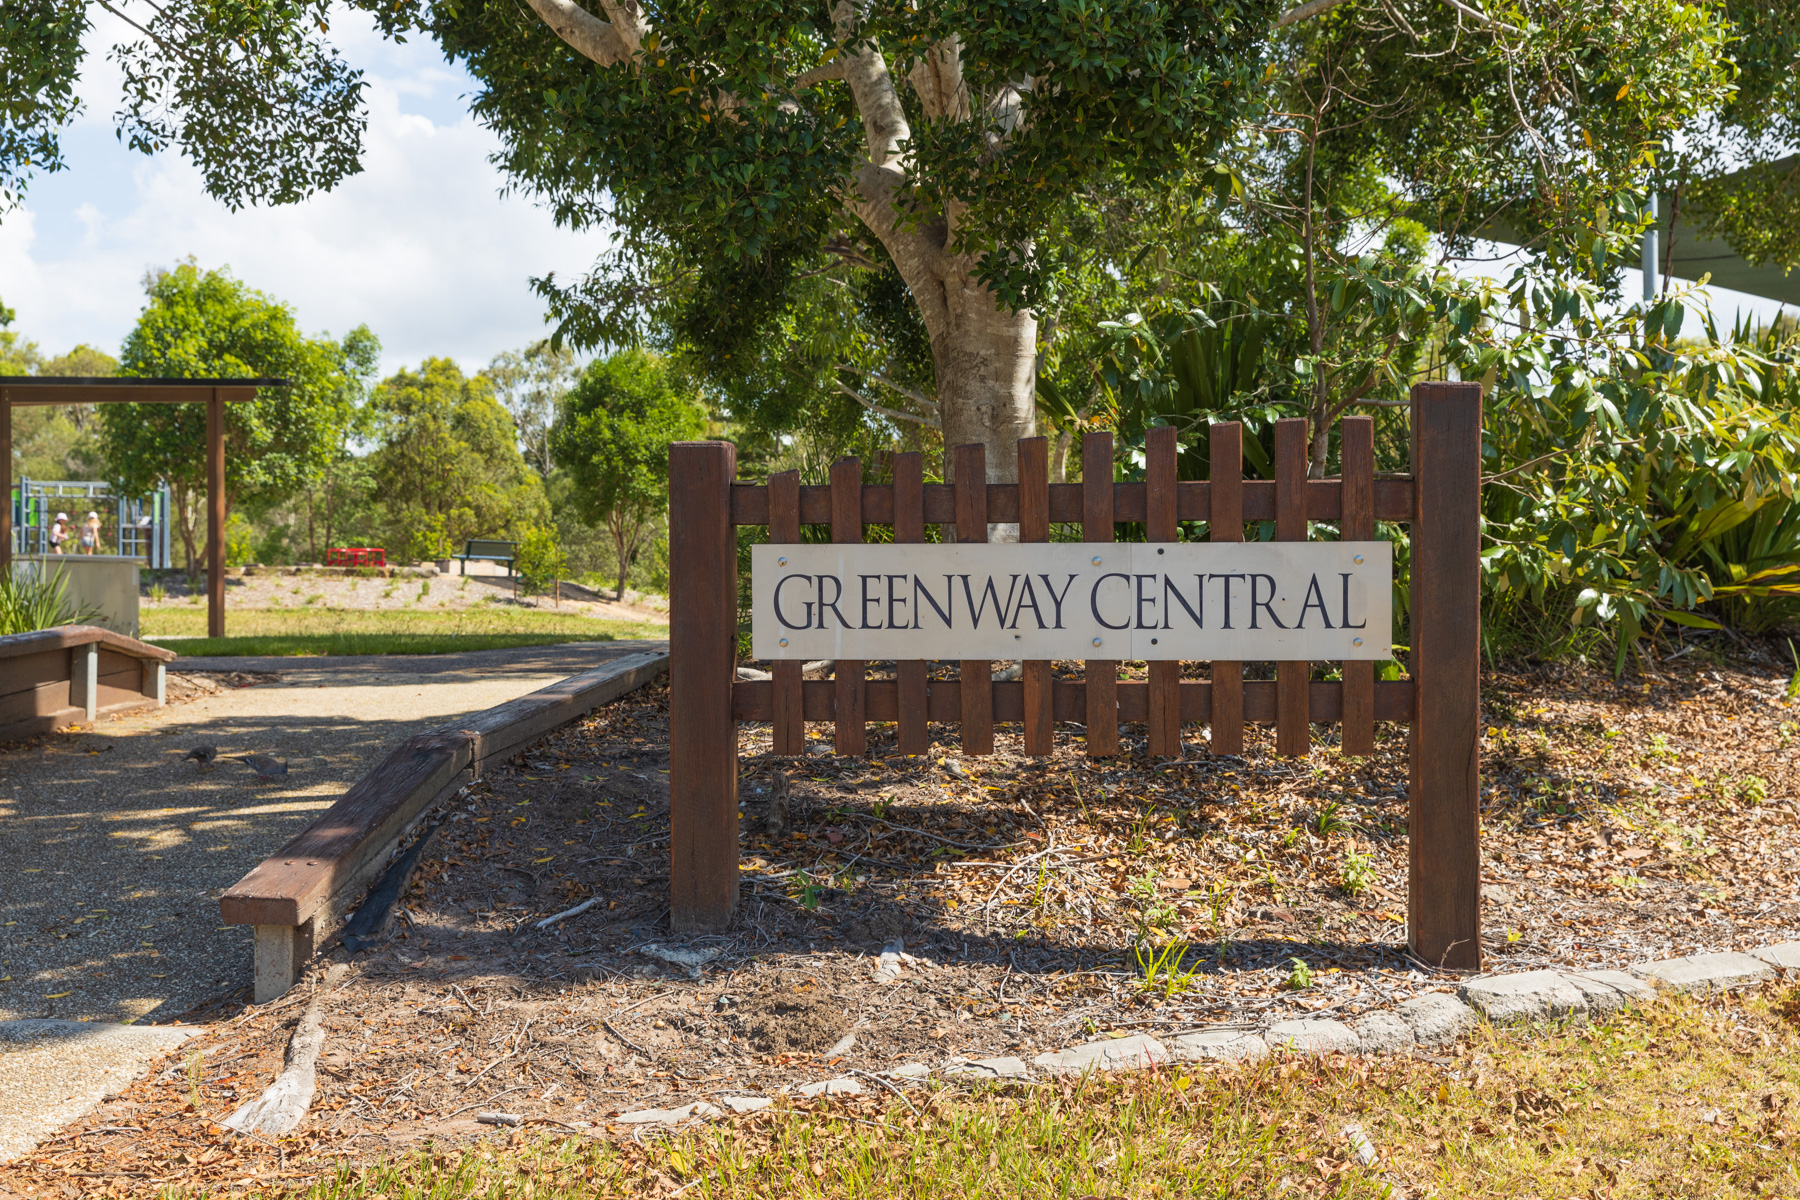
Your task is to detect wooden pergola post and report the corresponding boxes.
[207,388,226,638]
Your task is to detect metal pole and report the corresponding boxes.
[1642,192,1659,304]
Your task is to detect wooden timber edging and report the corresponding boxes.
[0,624,176,743]
[219,648,669,1002]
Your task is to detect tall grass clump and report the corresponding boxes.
[0,568,83,636]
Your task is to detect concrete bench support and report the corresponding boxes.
[221,649,668,1002]
[254,920,316,1005]
[69,643,98,720]
[142,660,166,706]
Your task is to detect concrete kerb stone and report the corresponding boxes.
[1748,943,1800,972]
[1397,992,1478,1046]
[1350,1010,1414,1055]
[945,1056,1031,1080]
[1168,1029,1269,1064]
[1264,1018,1360,1055]
[1633,951,1775,994]
[1031,1034,1169,1075]
[1564,970,1656,1016]
[614,1101,724,1125]
[1458,969,1588,1023]
[797,1077,864,1098]
[595,944,1789,1132]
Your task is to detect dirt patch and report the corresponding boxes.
[164,670,280,704]
[728,989,852,1054]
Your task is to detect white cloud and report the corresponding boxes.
[0,5,611,377]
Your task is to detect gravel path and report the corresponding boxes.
[0,640,666,1027]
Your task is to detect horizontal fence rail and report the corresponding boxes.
[727,478,1417,525]
[669,383,1483,971]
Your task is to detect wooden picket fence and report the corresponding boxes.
[668,381,1483,969]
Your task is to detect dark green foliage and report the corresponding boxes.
[97,262,370,576]
[0,0,86,208]
[553,350,708,599]
[365,358,548,561]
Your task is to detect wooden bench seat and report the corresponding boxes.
[0,625,176,743]
[219,649,669,1001]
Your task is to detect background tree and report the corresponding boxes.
[482,340,580,476]
[553,350,707,600]
[367,357,548,561]
[0,299,119,480]
[96,262,368,578]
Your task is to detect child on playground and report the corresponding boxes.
[80,511,102,553]
[49,512,69,553]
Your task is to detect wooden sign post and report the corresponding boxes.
[667,382,1482,969]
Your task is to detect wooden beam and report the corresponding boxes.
[1082,431,1119,756]
[730,478,1417,526]
[732,677,1417,723]
[1,386,262,406]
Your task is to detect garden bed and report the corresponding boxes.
[4,646,1795,1194]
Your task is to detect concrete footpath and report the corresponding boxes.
[0,640,666,1027]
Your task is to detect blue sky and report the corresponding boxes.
[0,5,613,379]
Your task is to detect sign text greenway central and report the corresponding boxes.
[752,542,1391,661]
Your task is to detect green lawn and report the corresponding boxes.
[181,988,1800,1199]
[142,605,667,657]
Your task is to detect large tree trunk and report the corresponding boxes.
[928,274,1038,484]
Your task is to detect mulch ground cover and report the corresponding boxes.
[5,644,1796,1197]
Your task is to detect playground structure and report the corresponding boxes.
[9,478,174,567]
[0,377,288,637]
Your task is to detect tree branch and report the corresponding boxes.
[519,0,635,67]
[1275,0,1524,33]
[1275,0,1354,28]
[794,59,848,88]
[835,381,941,427]
[870,371,939,413]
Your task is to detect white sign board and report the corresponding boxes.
[751,542,1392,661]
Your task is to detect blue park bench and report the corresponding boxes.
[451,538,517,576]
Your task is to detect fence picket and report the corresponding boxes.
[1082,431,1120,756]
[892,452,929,757]
[1340,417,1377,756]
[831,457,866,755]
[1275,418,1310,757]
[955,443,995,754]
[1208,422,1245,755]
[1017,436,1054,756]
[768,470,804,756]
[1146,425,1181,757]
